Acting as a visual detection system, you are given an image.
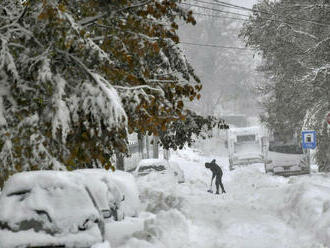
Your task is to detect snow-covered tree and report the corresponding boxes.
[241,0,330,171]
[0,0,201,185]
[158,110,229,150]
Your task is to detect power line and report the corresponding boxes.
[180,2,251,18]
[193,12,248,21]
[191,0,330,27]
[181,2,329,28]
[194,0,252,12]
[180,41,251,50]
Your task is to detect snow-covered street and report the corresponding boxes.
[108,145,330,248]
[0,0,329,247]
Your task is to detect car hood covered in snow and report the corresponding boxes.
[0,171,106,247]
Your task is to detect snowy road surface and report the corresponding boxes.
[108,147,330,248]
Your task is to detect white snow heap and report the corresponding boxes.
[81,74,127,134]
[0,96,7,127]
[37,57,53,83]
[51,74,71,143]
[0,38,19,81]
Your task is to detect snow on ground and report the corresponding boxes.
[109,141,330,248]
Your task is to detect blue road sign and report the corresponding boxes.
[302,130,316,149]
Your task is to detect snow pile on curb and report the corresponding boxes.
[91,241,111,248]
[279,181,330,245]
[137,172,184,213]
[120,210,189,248]
[109,170,141,217]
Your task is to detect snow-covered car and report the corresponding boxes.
[134,159,185,183]
[0,170,122,248]
[75,169,141,218]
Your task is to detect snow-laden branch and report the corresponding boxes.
[300,64,330,83]
[277,23,318,40]
[28,48,51,73]
[57,49,127,127]
[0,96,7,127]
[62,12,113,65]
[9,24,44,48]
[0,139,13,170]
[78,1,152,26]
[114,85,164,93]
[94,24,161,43]
[303,99,328,128]
[306,37,330,54]
[29,133,66,171]
[51,74,71,143]
[0,5,27,31]
[144,79,178,83]
[0,37,19,80]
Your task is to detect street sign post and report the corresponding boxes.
[302,130,316,149]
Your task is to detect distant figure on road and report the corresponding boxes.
[205,159,226,194]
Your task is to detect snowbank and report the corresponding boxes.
[116,210,189,248]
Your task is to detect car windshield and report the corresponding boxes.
[269,144,303,154]
[237,135,256,143]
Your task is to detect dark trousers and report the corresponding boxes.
[216,176,225,193]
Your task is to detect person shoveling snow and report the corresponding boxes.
[205,159,226,194]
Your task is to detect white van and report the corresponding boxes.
[264,133,310,176]
[227,126,268,170]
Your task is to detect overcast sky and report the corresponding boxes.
[232,0,257,8]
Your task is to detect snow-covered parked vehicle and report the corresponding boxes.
[264,132,310,177]
[75,169,141,218]
[134,159,185,183]
[227,126,268,170]
[0,169,140,248]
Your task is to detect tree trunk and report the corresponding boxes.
[146,135,150,158]
[153,135,159,158]
[116,153,125,171]
[138,133,145,159]
[163,149,170,161]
